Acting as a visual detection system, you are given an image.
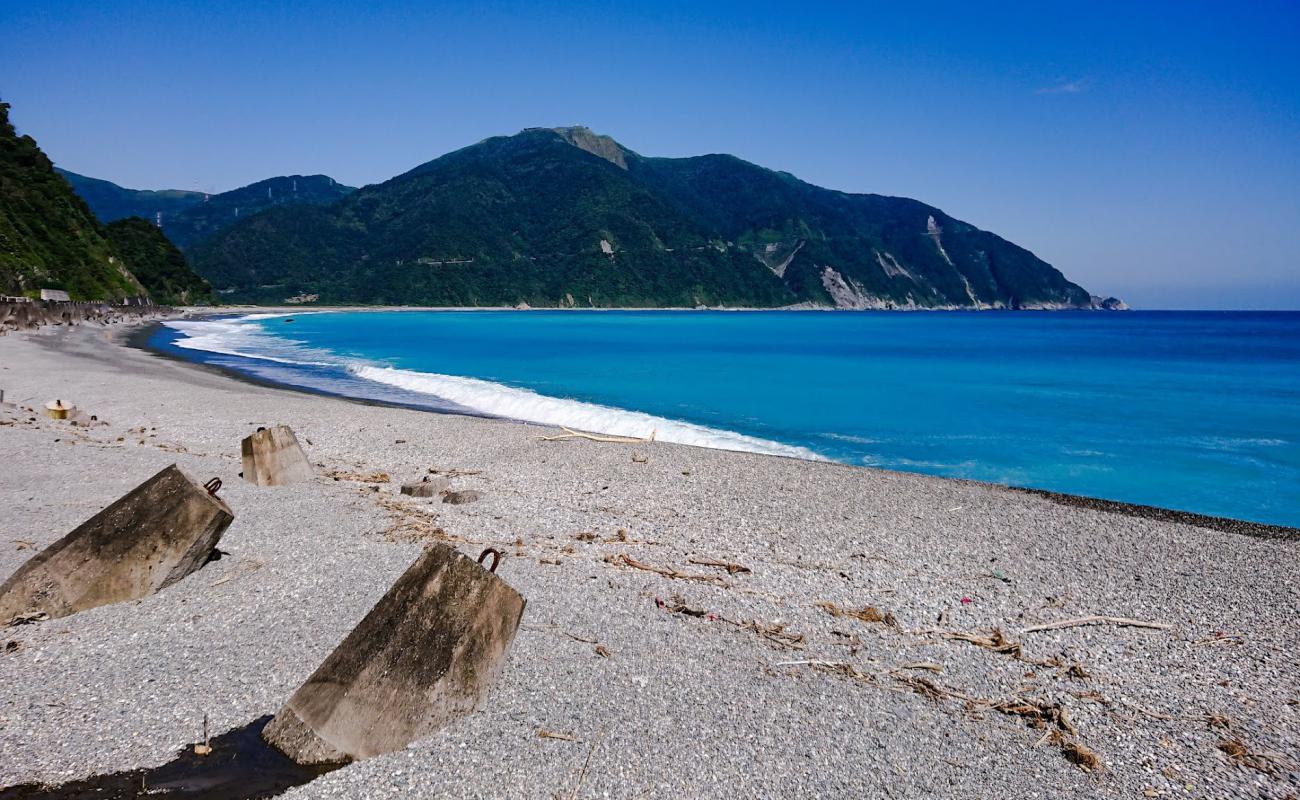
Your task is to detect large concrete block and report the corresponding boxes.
[241,425,314,486]
[263,544,526,764]
[0,464,234,623]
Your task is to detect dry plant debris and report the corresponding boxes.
[931,628,1062,668]
[688,557,752,575]
[326,469,391,483]
[375,496,460,543]
[816,600,898,628]
[657,595,805,650]
[538,729,580,742]
[1216,738,1290,775]
[1020,614,1171,634]
[604,553,727,586]
[779,660,1103,771]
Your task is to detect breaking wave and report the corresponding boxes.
[162,314,817,460]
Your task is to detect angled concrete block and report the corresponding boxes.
[241,425,314,486]
[263,544,526,764]
[0,465,234,623]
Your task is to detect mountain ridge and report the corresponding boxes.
[112,126,1122,309]
[61,169,355,251]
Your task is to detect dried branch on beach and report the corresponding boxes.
[816,601,899,628]
[928,628,1063,668]
[688,557,751,574]
[539,426,656,444]
[1020,615,1171,634]
[604,553,728,586]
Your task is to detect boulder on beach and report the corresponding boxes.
[400,476,450,497]
[442,489,482,505]
[241,425,314,486]
[262,544,526,764]
[0,464,234,623]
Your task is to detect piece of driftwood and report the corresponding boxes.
[1021,615,1172,634]
[604,553,726,586]
[688,557,751,575]
[539,426,656,444]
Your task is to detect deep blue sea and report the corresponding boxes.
[151,310,1300,527]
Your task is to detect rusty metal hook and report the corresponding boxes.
[477,548,502,574]
[205,478,222,496]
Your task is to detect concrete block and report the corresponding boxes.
[263,544,525,764]
[0,465,234,623]
[241,425,313,486]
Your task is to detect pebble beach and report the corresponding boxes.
[0,320,1297,799]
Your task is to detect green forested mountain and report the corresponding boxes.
[0,102,144,300]
[192,126,1116,309]
[62,170,355,250]
[104,217,213,305]
[55,168,205,228]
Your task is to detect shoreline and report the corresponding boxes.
[2,324,1296,798]
[136,316,1300,541]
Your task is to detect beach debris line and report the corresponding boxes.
[241,425,314,486]
[0,464,234,624]
[777,659,1102,771]
[262,543,526,765]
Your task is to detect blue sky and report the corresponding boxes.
[3,1,1298,308]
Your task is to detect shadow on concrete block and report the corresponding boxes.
[263,544,526,764]
[241,425,313,487]
[0,465,234,624]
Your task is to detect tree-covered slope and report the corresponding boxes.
[191,127,1112,309]
[55,168,204,228]
[0,103,144,300]
[63,170,355,251]
[104,217,213,305]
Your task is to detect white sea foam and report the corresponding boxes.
[163,315,336,366]
[165,314,818,460]
[353,364,818,459]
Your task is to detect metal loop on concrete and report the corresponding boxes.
[477,548,502,573]
[205,478,223,496]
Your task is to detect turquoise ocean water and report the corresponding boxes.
[152,310,1300,527]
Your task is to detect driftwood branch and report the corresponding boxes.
[604,553,727,586]
[540,426,657,444]
[1021,615,1172,634]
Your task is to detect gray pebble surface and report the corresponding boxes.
[0,324,1296,798]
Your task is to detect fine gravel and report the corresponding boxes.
[0,323,1296,799]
